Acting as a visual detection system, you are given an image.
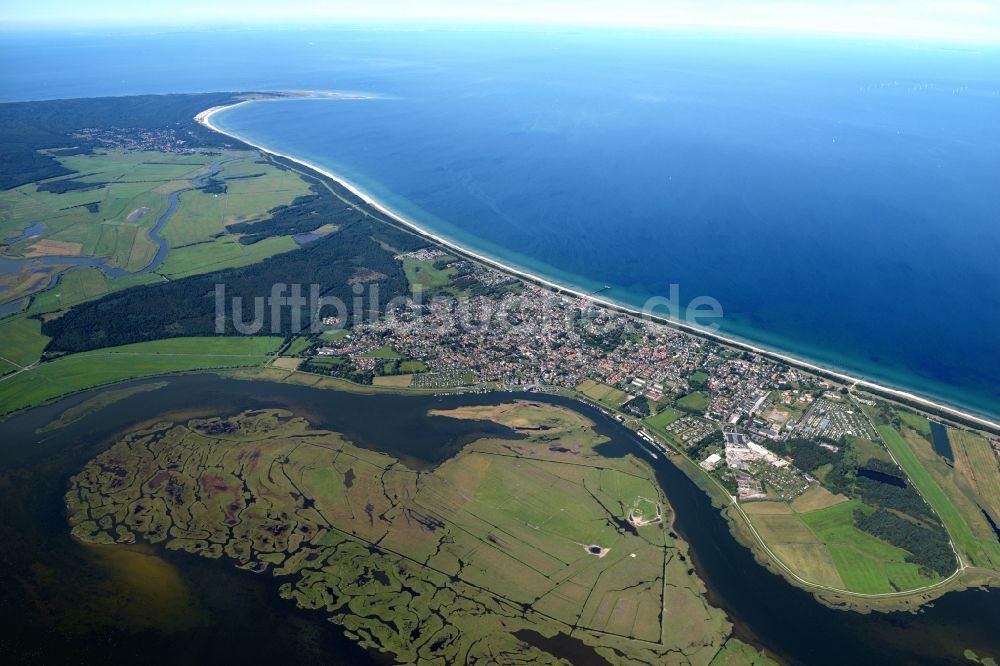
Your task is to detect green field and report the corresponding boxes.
[745,507,845,589]
[879,424,1000,570]
[26,267,161,314]
[644,406,684,432]
[575,379,629,409]
[282,336,315,356]
[162,156,312,248]
[360,344,401,359]
[677,391,709,413]
[689,370,709,387]
[848,434,893,465]
[0,151,215,273]
[949,429,1000,526]
[397,359,428,373]
[65,399,748,664]
[157,233,297,279]
[319,328,351,342]
[897,411,932,438]
[0,336,281,416]
[402,254,458,294]
[3,150,310,316]
[799,500,940,593]
[0,315,50,373]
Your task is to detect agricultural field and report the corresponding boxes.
[743,503,845,589]
[371,374,413,387]
[155,232,296,279]
[25,266,160,314]
[575,379,629,409]
[282,336,315,357]
[897,410,932,438]
[162,155,312,248]
[948,429,1000,526]
[743,481,947,594]
[798,500,941,593]
[65,400,752,664]
[0,336,280,416]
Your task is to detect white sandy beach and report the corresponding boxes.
[196,99,1000,433]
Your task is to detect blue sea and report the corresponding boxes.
[2,27,998,418]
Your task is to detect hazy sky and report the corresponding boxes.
[2,0,999,43]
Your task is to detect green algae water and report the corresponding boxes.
[0,374,997,664]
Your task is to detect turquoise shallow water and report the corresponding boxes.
[3,28,999,418]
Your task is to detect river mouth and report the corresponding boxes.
[0,373,997,664]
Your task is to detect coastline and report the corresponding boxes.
[195,99,1000,435]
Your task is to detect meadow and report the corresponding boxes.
[0,336,280,416]
[575,379,629,410]
[401,253,461,296]
[644,406,684,432]
[879,422,1000,572]
[744,494,941,594]
[2,149,311,319]
[948,429,1000,526]
[1,151,214,272]
[65,400,749,664]
[0,315,49,374]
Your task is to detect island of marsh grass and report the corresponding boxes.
[38,381,169,433]
[66,400,758,664]
[0,336,281,417]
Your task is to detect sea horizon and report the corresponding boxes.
[3,27,998,420]
[205,97,1000,425]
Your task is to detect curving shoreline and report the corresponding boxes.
[196,99,1000,434]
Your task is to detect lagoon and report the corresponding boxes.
[0,374,997,663]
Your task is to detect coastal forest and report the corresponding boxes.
[0,93,241,189]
